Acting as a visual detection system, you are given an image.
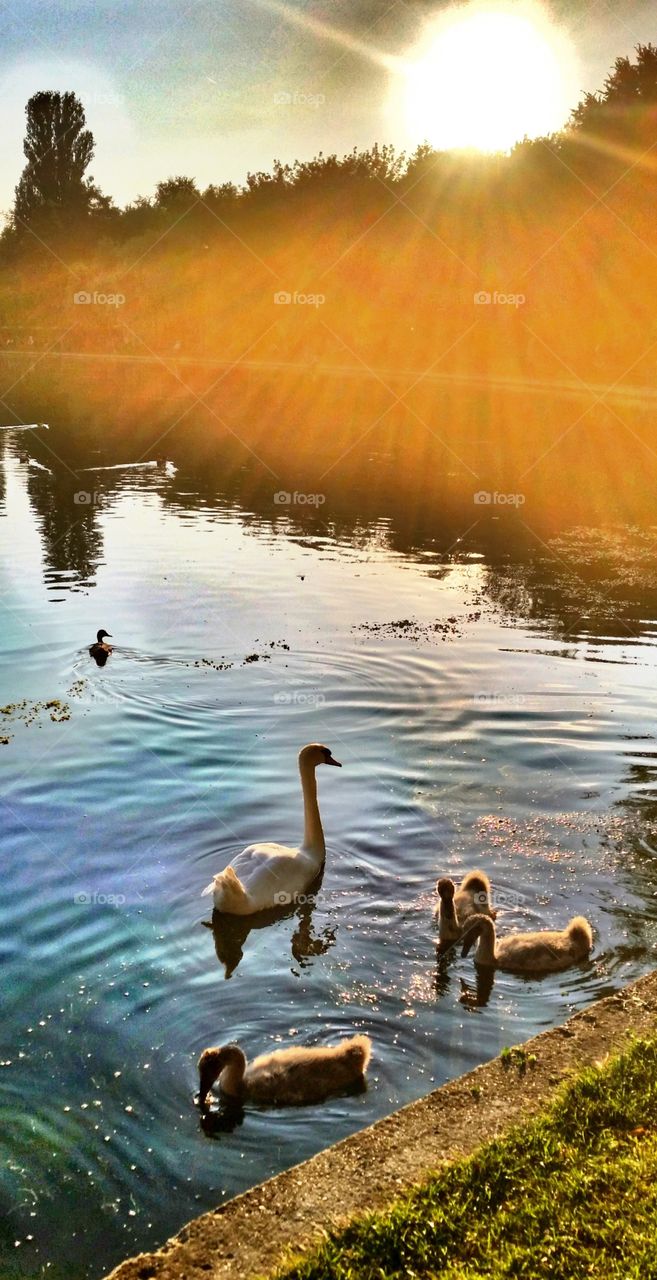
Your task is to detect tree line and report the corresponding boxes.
[3,42,657,255]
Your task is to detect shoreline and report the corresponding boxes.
[2,348,657,408]
[104,965,657,1280]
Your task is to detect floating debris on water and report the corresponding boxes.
[0,697,72,736]
[192,657,233,671]
[188,640,289,669]
[354,612,481,642]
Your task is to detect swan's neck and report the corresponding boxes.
[441,895,457,929]
[300,759,325,859]
[220,1047,247,1098]
[476,918,497,965]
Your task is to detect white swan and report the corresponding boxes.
[198,1034,371,1108]
[201,743,342,914]
[461,913,593,973]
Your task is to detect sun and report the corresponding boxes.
[402,1,578,153]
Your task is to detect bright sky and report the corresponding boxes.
[0,0,655,212]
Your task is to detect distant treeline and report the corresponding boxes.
[2,43,657,382]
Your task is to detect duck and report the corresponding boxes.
[461,913,593,974]
[201,743,342,914]
[89,629,113,661]
[197,1034,371,1109]
[435,871,495,949]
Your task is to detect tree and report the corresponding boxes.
[570,43,657,139]
[154,177,200,216]
[12,91,98,236]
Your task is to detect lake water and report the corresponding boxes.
[1,379,657,1280]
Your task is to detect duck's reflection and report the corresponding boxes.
[204,875,336,978]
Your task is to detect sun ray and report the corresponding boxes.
[249,0,403,74]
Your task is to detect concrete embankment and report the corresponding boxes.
[105,968,657,1280]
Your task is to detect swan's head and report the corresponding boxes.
[298,743,342,769]
[197,1043,244,1108]
[461,914,494,959]
[567,916,593,955]
[437,877,455,902]
[96,629,112,642]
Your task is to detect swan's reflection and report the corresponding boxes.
[433,948,454,1000]
[458,968,496,1009]
[204,873,336,978]
[198,1097,245,1138]
[291,903,336,968]
[433,942,495,1008]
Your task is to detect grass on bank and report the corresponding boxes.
[274,1036,657,1280]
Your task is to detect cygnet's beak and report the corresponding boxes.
[326,754,342,767]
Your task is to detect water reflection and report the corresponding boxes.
[199,1097,246,1139]
[433,945,497,1009]
[458,970,497,1010]
[206,875,337,979]
[27,467,103,592]
[2,376,657,1279]
[2,355,657,550]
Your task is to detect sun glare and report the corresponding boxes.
[403,1,578,153]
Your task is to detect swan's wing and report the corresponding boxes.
[500,934,565,972]
[228,842,298,882]
[201,864,245,896]
[235,842,322,906]
[233,841,295,866]
[203,843,315,912]
[202,843,295,892]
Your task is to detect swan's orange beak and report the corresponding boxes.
[326,754,342,766]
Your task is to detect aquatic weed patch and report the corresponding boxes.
[548,525,657,596]
[0,677,89,742]
[354,612,481,643]
[275,1037,657,1280]
[482,524,657,633]
[0,696,73,743]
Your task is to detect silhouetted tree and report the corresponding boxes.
[154,176,200,215]
[571,42,657,138]
[12,91,100,237]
